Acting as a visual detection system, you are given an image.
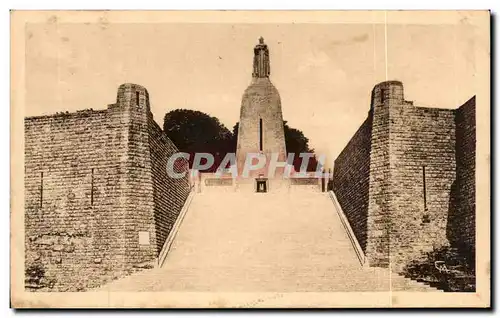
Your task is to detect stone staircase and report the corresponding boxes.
[97,190,441,292]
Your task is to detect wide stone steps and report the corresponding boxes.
[97,190,442,292]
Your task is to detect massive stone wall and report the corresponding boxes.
[334,80,476,271]
[25,109,129,291]
[148,117,191,255]
[24,83,190,291]
[389,104,456,270]
[333,114,372,253]
[365,81,402,267]
[448,96,476,257]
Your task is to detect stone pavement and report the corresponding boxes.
[97,191,440,292]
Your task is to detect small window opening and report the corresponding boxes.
[422,214,431,224]
[381,88,387,103]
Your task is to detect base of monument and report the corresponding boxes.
[235,178,290,193]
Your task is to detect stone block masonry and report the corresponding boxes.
[148,116,191,255]
[24,83,191,291]
[448,96,476,261]
[333,114,372,254]
[333,80,476,272]
[388,96,456,271]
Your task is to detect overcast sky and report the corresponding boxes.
[25,22,477,165]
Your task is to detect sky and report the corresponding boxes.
[25,22,477,166]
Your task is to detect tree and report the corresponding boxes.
[282,121,319,172]
[163,109,233,171]
[283,121,312,153]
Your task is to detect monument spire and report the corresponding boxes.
[252,37,270,78]
[237,37,286,190]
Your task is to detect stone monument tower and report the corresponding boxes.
[235,37,288,192]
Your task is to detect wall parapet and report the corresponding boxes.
[24,83,191,291]
[334,80,476,273]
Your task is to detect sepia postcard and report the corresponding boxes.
[10,10,490,308]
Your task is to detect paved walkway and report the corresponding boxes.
[97,191,440,292]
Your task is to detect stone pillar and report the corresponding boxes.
[113,83,158,266]
[236,38,287,191]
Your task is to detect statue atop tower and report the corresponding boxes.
[252,37,270,78]
[236,37,288,192]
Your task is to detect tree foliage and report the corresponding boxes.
[163,109,234,171]
[163,109,233,153]
[282,121,318,171]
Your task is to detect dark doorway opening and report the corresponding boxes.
[256,179,267,193]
